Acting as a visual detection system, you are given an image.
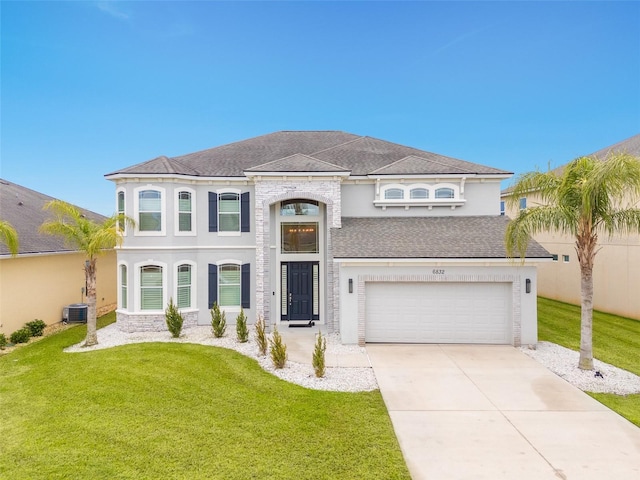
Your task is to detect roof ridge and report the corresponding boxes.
[310,134,365,155]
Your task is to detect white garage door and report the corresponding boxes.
[365,282,511,344]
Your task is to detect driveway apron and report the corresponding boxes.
[366,344,640,480]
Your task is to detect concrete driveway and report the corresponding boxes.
[367,344,640,480]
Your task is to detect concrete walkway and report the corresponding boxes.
[367,344,640,480]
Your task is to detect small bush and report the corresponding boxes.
[0,333,7,349]
[211,302,227,338]
[255,315,267,356]
[10,327,31,344]
[235,308,249,343]
[312,331,327,378]
[269,327,287,369]
[25,319,46,337]
[165,298,184,338]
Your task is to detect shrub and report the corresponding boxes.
[312,331,327,378]
[10,327,31,344]
[25,319,46,337]
[0,333,7,350]
[165,298,184,338]
[269,327,287,369]
[211,302,226,338]
[255,315,267,356]
[235,308,249,343]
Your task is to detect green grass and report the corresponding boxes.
[538,297,640,427]
[0,313,410,479]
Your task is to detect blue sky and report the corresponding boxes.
[2,0,639,216]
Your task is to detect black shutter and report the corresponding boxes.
[208,192,218,232]
[241,192,250,232]
[241,263,250,309]
[208,264,218,308]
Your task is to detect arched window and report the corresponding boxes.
[119,264,127,309]
[435,187,455,199]
[177,264,192,308]
[219,192,240,232]
[139,190,162,231]
[384,188,404,200]
[117,190,126,233]
[177,191,192,232]
[140,265,163,310]
[280,199,319,216]
[410,188,429,199]
[219,264,241,307]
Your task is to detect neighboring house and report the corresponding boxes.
[0,179,117,335]
[105,131,549,346]
[502,134,640,320]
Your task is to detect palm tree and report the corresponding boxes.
[40,200,134,347]
[0,220,19,256]
[505,153,640,370]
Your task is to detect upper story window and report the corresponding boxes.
[140,265,163,310]
[384,188,404,200]
[410,188,429,199]
[219,192,240,232]
[209,191,250,234]
[117,190,126,233]
[519,197,527,211]
[177,264,192,309]
[175,189,195,235]
[135,187,165,235]
[280,199,319,216]
[376,182,465,210]
[435,187,455,199]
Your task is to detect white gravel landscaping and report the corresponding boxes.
[520,341,640,395]
[65,324,640,395]
[65,324,378,393]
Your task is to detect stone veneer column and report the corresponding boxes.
[253,178,342,330]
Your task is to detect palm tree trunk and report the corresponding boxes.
[83,258,98,347]
[578,258,594,370]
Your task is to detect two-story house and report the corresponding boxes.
[106,131,548,346]
[502,134,640,320]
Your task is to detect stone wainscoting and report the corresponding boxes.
[116,310,199,333]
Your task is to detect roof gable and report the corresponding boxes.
[245,153,350,173]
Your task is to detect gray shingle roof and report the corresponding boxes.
[107,131,511,178]
[244,154,350,173]
[331,216,550,259]
[590,133,640,159]
[0,179,108,256]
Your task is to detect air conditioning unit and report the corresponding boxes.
[62,303,88,323]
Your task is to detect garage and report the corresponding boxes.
[365,282,512,344]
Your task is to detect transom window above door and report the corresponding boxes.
[281,222,319,253]
[280,199,319,216]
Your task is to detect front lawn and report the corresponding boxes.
[0,313,410,479]
[538,297,640,427]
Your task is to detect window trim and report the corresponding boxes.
[216,188,241,236]
[134,261,167,312]
[174,188,196,236]
[134,186,166,236]
[174,261,196,310]
[216,260,242,311]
